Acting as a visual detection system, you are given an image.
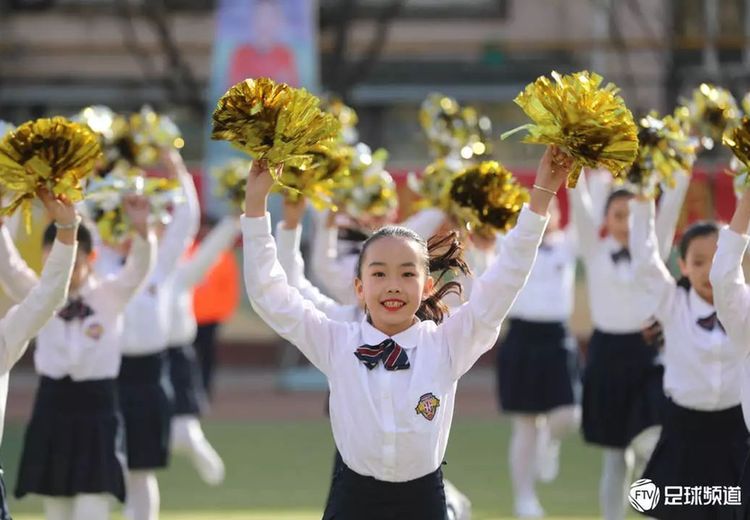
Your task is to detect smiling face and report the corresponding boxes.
[354,234,434,337]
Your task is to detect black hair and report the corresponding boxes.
[355,226,471,324]
[42,221,94,256]
[604,188,635,216]
[675,220,719,290]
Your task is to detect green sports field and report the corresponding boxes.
[0,417,641,519]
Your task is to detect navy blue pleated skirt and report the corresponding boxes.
[640,400,748,519]
[118,352,174,470]
[167,344,207,416]
[496,318,577,413]
[582,329,664,448]
[15,376,127,502]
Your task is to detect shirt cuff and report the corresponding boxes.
[718,227,750,263]
[516,204,549,234]
[241,213,272,237]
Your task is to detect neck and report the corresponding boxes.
[369,316,417,337]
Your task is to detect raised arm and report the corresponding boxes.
[0,190,79,373]
[568,170,600,259]
[629,198,676,324]
[243,162,346,375]
[176,216,240,290]
[0,238,75,373]
[654,170,690,261]
[99,195,157,314]
[152,150,201,280]
[440,146,570,380]
[310,210,359,305]
[276,221,355,320]
[710,188,750,351]
[0,223,38,302]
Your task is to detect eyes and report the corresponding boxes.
[370,271,417,278]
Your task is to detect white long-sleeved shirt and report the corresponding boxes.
[631,200,741,411]
[167,217,240,346]
[276,222,362,322]
[311,208,447,306]
[95,171,200,355]
[243,205,546,482]
[507,228,577,322]
[0,238,75,443]
[709,227,750,430]
[0,229,155,380]
[570,171,690,332]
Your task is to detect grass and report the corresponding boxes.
[0,417,641,519]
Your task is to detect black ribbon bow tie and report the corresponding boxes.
[354,339,410,371]
[57,297,95,322]
[610,247,631,264]
[697,312,725,332]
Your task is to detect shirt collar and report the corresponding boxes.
[604,235,627,253]
[688,287,715,321]
[360,317,421,350]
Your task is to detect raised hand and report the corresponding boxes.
[122,194,151,238]
[244,160,278,218]
[37,188,78,227]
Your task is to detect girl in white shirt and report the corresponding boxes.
[632,197,746,519]
[0,190,77,520]
[94,149,199,520]
[242,146,570,519]
[497,195,581,519]
[2,196,154,520]
[277,199,473,520]
[708,187,750,520]
[571,170,689,520]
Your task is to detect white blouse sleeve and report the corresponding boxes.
[0,225,39,302]
[276,222,353,320]
[629,199,677,324]
[0,239,75,374]
[710,228,750,354]
[243,214,349,376]
[438,206,548,380]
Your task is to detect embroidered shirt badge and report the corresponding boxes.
[415,392,440,421]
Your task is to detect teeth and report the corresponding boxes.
[383,301,404,308]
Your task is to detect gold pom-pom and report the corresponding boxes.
[420,94,493,160]
[212,158,252,210]
[85,174,182,244]
[211,77,341,171]
[273,143,351,209]
[681,83,740,150]
[625,113,695,197]
[501,71,638,187]
[129,106,184,166]
[0,117,101,230]
[742,92,750,116]
[407,156,464,209]
[723,116,750,191]
[334,143,396,219]
[321,96,359,145]
[443,161,530,235]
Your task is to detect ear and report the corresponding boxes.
[422,275,435,299]
[354,277,365,303]
[677,256,689,277]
